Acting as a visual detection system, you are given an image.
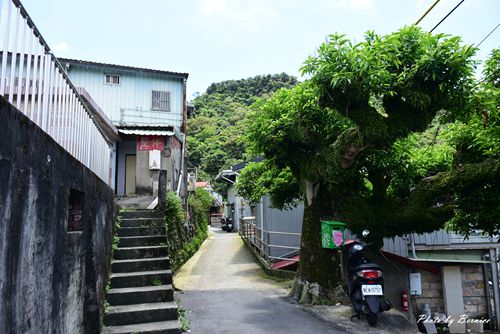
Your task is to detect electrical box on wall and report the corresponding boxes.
[409,272,422,295]
[149,150,161,170]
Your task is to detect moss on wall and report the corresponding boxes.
[162,189,211,272]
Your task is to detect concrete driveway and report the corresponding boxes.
[174,227,347,334]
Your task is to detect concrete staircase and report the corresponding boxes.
[103,210,182,334]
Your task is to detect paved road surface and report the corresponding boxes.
[174,228,348,334]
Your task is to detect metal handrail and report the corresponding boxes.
[1,0,111,184]
[240,217,302,265]
[267,231,301,236]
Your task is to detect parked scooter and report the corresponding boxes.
[345,230,392,326]
[226,218,233,233]
[221,217,227,231]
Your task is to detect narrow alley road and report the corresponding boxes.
[174,228,348,334]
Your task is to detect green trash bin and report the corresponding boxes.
[321,220,346,249]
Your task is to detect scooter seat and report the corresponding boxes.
[352,263,381,272]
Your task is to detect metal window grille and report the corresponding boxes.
[152,90,170,111]
[104,74,120,85]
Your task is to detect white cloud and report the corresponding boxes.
[328,0,375,11]
[199,0,231,16]
[198,0,280,31]
[53,42,69,53]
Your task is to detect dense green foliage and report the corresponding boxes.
[163,190,212,272]
[201,73,300,109]
[187,73,299,182]
[164,192,187,270]
[238,26,499,289]
[189,188,214,227]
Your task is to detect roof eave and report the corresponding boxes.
[60,57,189,79]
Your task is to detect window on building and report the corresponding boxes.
[104,74,120,85]
[152,90,170,111]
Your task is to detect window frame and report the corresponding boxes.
[104,74,121,86]
[151,90,171,112]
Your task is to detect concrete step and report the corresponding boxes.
[118,227,166,237]
[111,257,171,273]
[110,270,172,288]
[119,210,161,219]
[106,284,174,305]
[119,236,166,247]
[119,218,165,228]
[114,246,169,260]
[105,302,178,326]
[102,320,182,334]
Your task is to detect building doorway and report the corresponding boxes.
[125,155,136,195]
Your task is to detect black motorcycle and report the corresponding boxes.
[346,230,391,326]
[221,217,227,231]
[226,218,233,232]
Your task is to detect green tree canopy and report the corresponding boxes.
[238,26,499,292]
[187,73,299,188]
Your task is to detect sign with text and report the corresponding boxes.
[137,135,164,151]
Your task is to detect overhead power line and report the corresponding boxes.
[415,0,441,25]
[430,0,465,33]
[476,23,500,48]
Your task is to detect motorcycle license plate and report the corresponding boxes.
[361,285,383,296]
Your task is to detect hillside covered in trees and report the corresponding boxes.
[187,73,299,182]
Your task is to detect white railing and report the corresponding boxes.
[240,217,301,263]
[0,0,111,184]
[119,108,181,127]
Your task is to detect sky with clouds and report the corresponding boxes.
[19,0,500,100]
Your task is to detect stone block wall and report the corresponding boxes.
[413,270,445,313]
[0,97,116,333]
[412,264,488,318]
[461,264,488,317]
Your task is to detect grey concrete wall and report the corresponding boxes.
[134,136,182,196]
[371,254,411,313]
[136,149,153,194]
[0,97,115,333]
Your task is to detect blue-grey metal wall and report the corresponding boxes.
[65,66,184,128]
[257,196,304,259]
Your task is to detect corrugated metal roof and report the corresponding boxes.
[60,57,189,79]
[118,129,175,136]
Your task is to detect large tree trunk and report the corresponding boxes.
[296,182,343,296]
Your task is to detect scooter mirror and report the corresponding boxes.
[362,229,370,238]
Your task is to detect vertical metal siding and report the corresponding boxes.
[262,196,303,258]
[449,232,495,244]
[65,67,184,128]
[412,230,450,245]
[345,229,410,258]
[382,236,409,257]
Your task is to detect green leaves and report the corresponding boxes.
[235,161,300,209]
[187,73,299,187]
[241,27,500,240]
[302,26,477,146]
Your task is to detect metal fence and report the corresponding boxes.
[0,0,111,184]
[240,216,301,263]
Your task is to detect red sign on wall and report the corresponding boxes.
[137,135,165,151]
